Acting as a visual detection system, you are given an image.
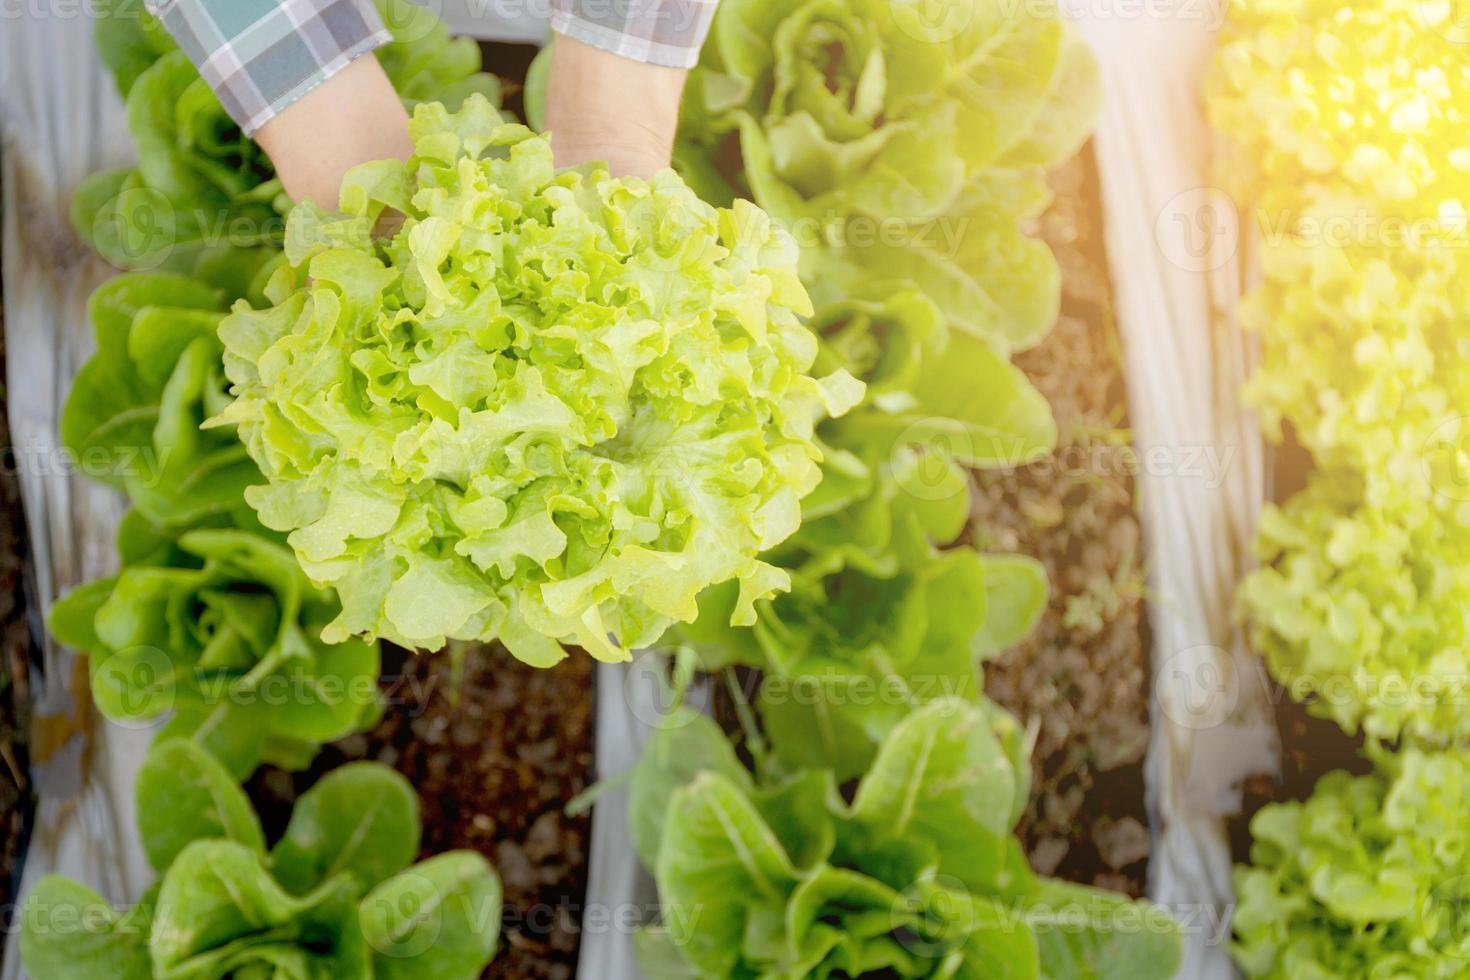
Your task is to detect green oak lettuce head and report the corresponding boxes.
[680,0,1098,218]
[1234,749,1470,978]
[214,96,862,665]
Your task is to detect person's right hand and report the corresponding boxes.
[541,34,688,179]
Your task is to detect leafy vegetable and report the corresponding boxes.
[49,520,380,779]
[1239,472,1470,745]
[630,699,1184,978]
[1213,0,1470,744]
[674,0,1099,350]
[60,267,276,529]
[213,96,862,663]
[78,0,503,272]
[1233,749,1470,978]
[21,742,501,980]
[677,287,1052,776]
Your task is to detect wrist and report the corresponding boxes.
[543,33,686,177]
[255,55,413,208]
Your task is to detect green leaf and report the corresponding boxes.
[20,877,154,980]
[359,852,502,979]
[972,555,1049,659]
[136,738,265,873]
[271,763,421,896]
[150,841,371,979]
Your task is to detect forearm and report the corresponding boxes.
[542,34,688,178]
[254,56,412,209]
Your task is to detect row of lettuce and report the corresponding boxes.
[21,1,1187,977]
[1210,0,1470,975]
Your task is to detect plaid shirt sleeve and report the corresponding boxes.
[145,0,392,136]
[550,0,719,69]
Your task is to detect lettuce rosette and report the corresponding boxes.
[77,0,503,272]
[680,289,1054,775]
[22,742,501,980]
[213,96,862,664]
[629,699,1184,979]
[49,514,381,778]
[673,0,1100,350]
[1233,748,1470,978]
[62,263,282,529]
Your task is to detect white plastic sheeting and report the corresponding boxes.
[1,9,158,980]
[1069,4,1278,978]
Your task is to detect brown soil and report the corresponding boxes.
[976,147,1154,897]
[1227,431,1367,862]
[0,289,37,918]
[246,643,595,980]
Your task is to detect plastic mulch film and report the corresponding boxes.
[1068,5,1278,979]
[1,10,159,980]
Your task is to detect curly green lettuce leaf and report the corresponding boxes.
[215,96,861,663]
[1238,470,1470,746]
[1234,749,1470,978]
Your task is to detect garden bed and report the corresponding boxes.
[976,149,1153,897]
[246,643,595,980]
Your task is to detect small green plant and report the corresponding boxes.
[20,740,501,979]
[49,517,381,779]
[629,699,1184,978]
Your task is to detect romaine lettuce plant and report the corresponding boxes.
[674,0,1100,351]
[49,519,380,779]
[677,287,1052,776]
[213,96,862,663]
[77,0,503,272]
[20,740,501,979]
[61,267,279,529]
[1233,748,1470,978]
[629,699,1184,978]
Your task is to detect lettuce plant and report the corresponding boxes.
[20,740,501,979]
[1239,472,1470,746]
[677,286,1052,776]
[1207,0,1468,228]
[674,0,1100,351]
[213,96,862,663]
[1213,0,1470,745]
[629,699,1184,978]
[1233,748,1470,978]
[77,0,503,272]
[49,517,380,779]
[61,267,281,529]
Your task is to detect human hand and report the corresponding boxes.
[253,55,414,209]
[541,34,688,178]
